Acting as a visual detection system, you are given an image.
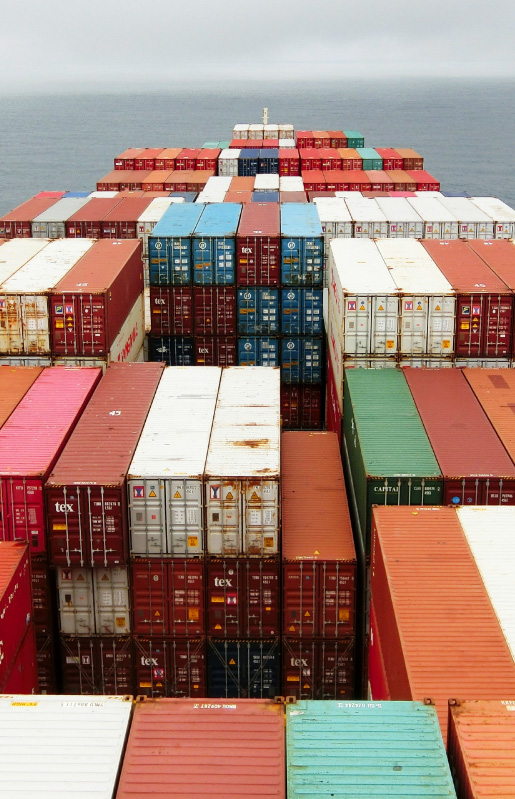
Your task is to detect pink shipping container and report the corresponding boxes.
[403,368,515,506]
[65,197,123,238]
[0,197,59,238]
[45,362,165,568]
[132,558,205,637]
[114,148,144,170]
[60,635,134,695]
[0,366,44,428]
[370,505,515,744]
[50,239,144,357]
[133,637,206,698]
[405,170,440,191]
[236,203,280,286]
[282,637,355,699]
[115,697,285,799]
[281,432,357,638]
[0,542,32,689]
[101,197,153,238]
[141,170,175,192]
[149,287,193,336]
[447,699,515,799]
[1,623,38,694]
[193,286,237,335]
[0,368,101,554]
[280,384,323,430]
[194,337,237,366]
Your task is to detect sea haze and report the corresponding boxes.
[0,77,514,216]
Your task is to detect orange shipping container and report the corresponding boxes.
[0,366,43,427]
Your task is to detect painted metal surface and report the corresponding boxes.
[65,196,122,238]
[0,197,59,238]
[280,384,322,430]
[134,636,206,698]
[282,638,355,699]
[148,335,195,365]
[281,337,323,384]
[436,195,495,238]
[56,565,130,635]
[207,638,280,698]
[31,197,91,238]
[60,634,134,695]
[237,336,280,366]
[280,204,324,286]
[194,335,237,366]
[0,239,51,284]
[149,286,193,336]
[0,365,43,428]
[236,202,280,286]
[281,288,323,335]
[0,542,32,689]
[463,368,515,463]
[237,288,280,335]
[148,203,205,286]
[131,558,205,636]
[471,196,515,238]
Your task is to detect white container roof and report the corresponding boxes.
[314,197,352,223]
[330,238,399,294]
[436,196,494,223]
[470,196,515,222]
[254,174,279,191]
[375,239,454,294]
[31,197,92,222]
[279,177,304,191]
[0,239,51,285]
[3,239,94,293]
[344,196,387,222]
[219,149,240,159]
[406,196,459,222]
[375,197,424,223]
[136,197,176,224]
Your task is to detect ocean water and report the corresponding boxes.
[1,77,514,217]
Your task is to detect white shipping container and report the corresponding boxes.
[196,176,233,204]
[343,196,388,238]
[0,238,51,285]
[57,566,130,635]
[31,197,92,238]
[375,197,424,238]
[254,174,279,192]
[279,138,296,148]
[263,124,279,139]
[232,124,249,139]
[436,196,495,239]
[0,694,132,798]
[406,196,459,239]
[375,238,456,356]
[218,149,240,177]
[248,124,264,139]
[205,367,280,557]
[279,177,304,192]
[88,190,120,198]
[470,196,515,239]
[0,238,94,355]
[128,366,222,557]
[278,124,295,139]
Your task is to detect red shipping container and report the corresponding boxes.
[374,148,404,170]
[236,203,280,287]
[229,139,248,149]
[368,597,390,701]
[36,633,57,693]
[322,170,349,192]
[385,170,417,191]
[60,635,134,695]
[319,148,341,170]
[101,197,153,238]
[1,624,38,694]
[296,131,314,148]
[149,287,193,336]
[405,170,440,191]
[0,366,44,428]
[154,148,183,170]
[206,558,280,638]
[282,432,357,638]
[193,286,237,335]
[175,149,201,171]
[280,384,322,430]
[0,197,59,238]
[116,698,284,799]
[325,356,342,444]
[133,636,206,698]
[0,542,32,688]
[422,240,513,358]
[466,240,515,354]
[50,239,144,357]
[345,170,371,192]
[141,170,175,192]
[300,149,322,171]
[30,555,54,635]
[327,131,347,148]
[114,148,144,170]
[364,170,395,191]
[194,336,237,366]
[132,558,205,637]
[96,170,151,192]
[0,368,101,554]
[370,505,515,744]
[403,368,515,505]
[230,177,255,191]
[65,197,123,238]
[394,148,424,170]
[46,362,165,568]
[196,149,221,170]
[312,131,330,148]
[302,170,326,193]
[282,637,355,699]
[463,369,515,464]
[260,139,279,149]
[278,149,300,176]
[134,149,164,171]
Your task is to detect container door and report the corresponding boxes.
[483,294,513,357]
[455,294,482,357]
[77,293,108,355]
[371,295,399,356]
[205,479,241,556]
[134,637,168,697]
[21,294,50,354]
[343,295,371,355]
[283,562,317,637]
[168,560,204,637]
[214,237,235,285]
[4,477,46,553]
[85,486,126,566]
[193,238,215,285]
[57,567,95,635]
[282,639,317,700]
[427,294,455,356]
[207,559,245,637]
[0,295,23,355]
[242,479,279,556]
[93,566,130,635]
[131,559,168,636]
[318,563,356,637]
[97,637,134,694]
[166,478,203,556]
[399,295,428,355]
[51,294,80,355]
[317,638,355,699]
[245,559,280,637]
[128,478,168,556]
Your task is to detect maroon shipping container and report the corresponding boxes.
[319,149,342,170]
[0,542,32,688]
[296,131,315,148]
[278,149,300,176]
[149,287,193,336]
[403,368,515,505]
[405,170,440,191]
[36,633,57,693]
[134,149,164,171]
[50,239,144,357]
[175,149,201,171]
[194,336,237,366]
[114,148,144,170]
[132,558,205,637]
[394,148,424,170]
[141,171,175,193]
[31,555,54,635]
[374,148,404,170]
[282,637,355,699]
[325,356,342,444]
[60,635,134,695]
[327,131,347,148]
[206,558,280,638]
[301,170,326,193]
[65,197,123,238]
[45,363,165,568]
[280,384,322,430]
[0,366,44,428]
[466,240,515,354]
[193,286,237,335]
[133,636,206,698]
[101,197,153,238]
[1,624,38,694]
[0,197,59,238]
[422,240,513,358]
[236,203,280,287]
[0,368,101,554]
[281,432,357,638]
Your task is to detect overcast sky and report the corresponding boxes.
[2,0,515,89]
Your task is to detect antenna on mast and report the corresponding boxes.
[263,107,269,125]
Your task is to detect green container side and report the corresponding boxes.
[202,141,220,148]
[286,700,456,799]
[356,148,383,170]
[218,141,231,149]
[343,130,365,148]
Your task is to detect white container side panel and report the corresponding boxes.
[406,196,459,239]
[344,197,388,238]
[0,238,52,285]
[248,125,263,138]
[343,357,397,369]
[0,356,52,366]
[57,566,95,635]
[457,506,515,661]
[0,694,132,799]
[470,197,515,238]
[279,138,296,148]
[31,197,91,224]
[263,124,279,138]
[233,124,249,138]
[278,125,295,138]
[280,177,304,191]
[436,196,495,238]
[218,150,240,177]
[254,174,279,191]
[93,566,130,635]
[375,197,425,235]
[57,566,130,635]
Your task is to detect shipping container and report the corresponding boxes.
[436,196,495,238]
[193,286,236,335]
[0,542,32,689]
[56,565,130,635]
[0,365,43,428]
[384,170,417,191]
[218,149,240,177]
[136,197,179,260]
[116,697,285,799]
[30,555,54,636]
[254,174,279,193]
[281,336,323,384]
[280,288,323,336]
[286,701,456,799]
[192,203,241,285]
[280,204,323,286]
[0,694,132,796]
[405,169,440,191]
[405,195,459,238]
[237,288,280,335]
[463,368,515,463]
[133,636,206,697]
[131,558,204,636]
[207,638,280,698]
[374,147,404,170]
[313,198,353,274]
[194,336,237,366]
[2,622,38,694]
[465,240,515,355]
[31,197,91,238]
[101,196,153,239]
[36,633,57,693]
[367,595,389,699]
[65,196,122,238]
[154,148,183,170]
[282,637,355,699]
[343,131,364,148]
[128,366,221,557]
[134,148,164,170]
[237,149,259,177]
[148,203,205,286]
[370,505,515,743]
[0,367,101,554]
[149,286,193,336]
[238,336,280,367]
[324,355,342,442]
[279,148,301,176]
[252,191,280,203]
[96,169,151,192]
[279,192,308,203]
[470,196,515,238]
[281,384,322,430]
[148,335,195,365]
[206,558,280,637]
[338,148,362,170]
[355,147,383,170]
[0,197,60,238]
[363,170,395,191]
[236,203,280,286]
[60,634,134,695]
[344,195,389,237]
[374,196,424,236]
[46,362,164,567]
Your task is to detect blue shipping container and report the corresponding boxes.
[149,204,205,286]
[281,288,324,335]
[65,191,91,198]
[238,149,259,177]
[237,288,280,335]
[281,337,323,383]
[258,149,279,174]
[286,701,456,799]
[168,192,198,201]
[252,192,280,203]
[238,337,280,367]
[148,336,195,365]
[280,204,324,286]
[207,639,280,699]
[192,203,242,285]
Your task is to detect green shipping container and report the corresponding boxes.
[343,130,365,148]
[343,369,443,555]
[286,700,456,799]
[356,147,383,170]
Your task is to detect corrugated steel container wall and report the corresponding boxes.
[370,505,515,744]
[0,367,101,554]
[281,384,323,430]
[36,632,57,693]
[236,203,280,286]
[436,196,495,238]
[207,638,280,698]
[281,337,324,384]
[148,335,195,365]
[56,565,131,635]
[205,367,280,557]
[0,366,43,428]
[148,203,206,286]
[463,368,515,463]
[343,369,443,553]
[154,148,182,170]
[2,622,38,694]
[206,558,280,637]
[367,596,389,700]
[192,286,237,335]
[0,238,95,356]
[131,558,205,636]
[237,288,280,335]
[0,542,32,689]
[394,148,424,169]
[343,130,365,148]
[471,196,515,238]
[374,196,424,237]
[280,204,324,287]
[127,367,221,558]
[281,432,356,638]
[60,634,134,695]
[403,368,515,506]
[149,287,193,336]
[30,555,54,635]
[101,197,153,239]
[31,197,91,238]
[406,195,459,238]
[374,147,404,170]
[286,701,455,799]
[0,197,60,238]
[421,239,513,358]
[447,699,515,799]
[133,636,206,698]
[344,196,389,238]
[45,362,165,567]
[65,196,122,238]
[194,336,237,366]
[237,149,259,177]
[280,288,323,336]
[465,240,515,353]
[0,694,132,796]
[324,355,342,442]
[282,637,355,699]
[135,148,165,170]
[192,204,242,285]
[237,336,280,366]
[115,698,285,799]
[218,149,240,176]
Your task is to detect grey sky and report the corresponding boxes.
[2,0,515,88]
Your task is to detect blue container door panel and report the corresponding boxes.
[148,336,195,365]
[238,288,280,335]
[238,337,280,367]
[282,338,323,383]
[207,640,280,699]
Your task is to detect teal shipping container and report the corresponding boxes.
[286,700,457,799]
[343,130,365,148]
[356,148,383,170]
[343,369,443,555]
[149,203,205,285]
